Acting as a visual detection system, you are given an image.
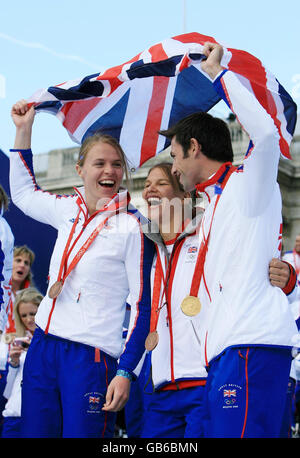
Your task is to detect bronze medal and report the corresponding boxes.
[48,280,63,299]
[145,331,159,351]
[180,295,201,317]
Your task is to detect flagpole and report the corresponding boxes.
[183,0,186,33]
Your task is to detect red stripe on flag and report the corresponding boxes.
[228,49,267,87]
[173,32,218,45]
[98,52,142,81]
[148,42,169,61]
[179,54,190,72]
[140,76,170,166]
[228,49,291,159]
[62,99,100,134]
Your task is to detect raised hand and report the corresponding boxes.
[11,100,35,149]
[201,42,224,80]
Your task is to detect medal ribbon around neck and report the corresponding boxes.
[48,212,110,299]
[48,193,129,300]
[181,163,236,317]
[145,236,186,351]
[145,247,164,351]
[149,220,191,331]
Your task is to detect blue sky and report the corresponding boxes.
[1,0,299,156]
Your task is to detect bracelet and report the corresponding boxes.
[116,369,133,381]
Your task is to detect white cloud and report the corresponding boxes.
[0,32,100,71]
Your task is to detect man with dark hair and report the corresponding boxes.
[160,111,234,163]
[159,42,298,438]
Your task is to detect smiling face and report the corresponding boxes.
[170,137,202,192]
[12,253,31,288]
[142,166,185,226]
[76,140,124,213]
[18,301,38,334]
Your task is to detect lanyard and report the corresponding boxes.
[188,164,236,300]
[54,190,130,288]
[148,164,236,335]
[149,246,165,333]
[150,231,188,333]
[55,210,109,287]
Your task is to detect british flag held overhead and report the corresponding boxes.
[28,32,297,170]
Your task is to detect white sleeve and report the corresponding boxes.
[213,70,281,216]
[9,149,72,230]
[3,364,19,400]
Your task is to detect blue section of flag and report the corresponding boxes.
[127,55,182,79]
[169,65,220,128]
[48,73,100,100]
[276,79,297,136]
[82,89,130,143]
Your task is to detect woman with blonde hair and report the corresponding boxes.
[1,288,42,438]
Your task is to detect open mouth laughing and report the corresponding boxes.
[98,180,116,188]
[146,196,162,207]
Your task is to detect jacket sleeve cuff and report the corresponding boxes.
[282,261,297,296]
[10,148,32,153]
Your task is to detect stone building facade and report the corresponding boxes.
[34,117,300,252]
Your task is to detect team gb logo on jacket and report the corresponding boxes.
[219,384,243,408]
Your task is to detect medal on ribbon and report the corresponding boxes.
[180,163,237,317]
[145,246,167,351]
[180,295,202,317]
[145,331,159,351]
[48,280,63,299]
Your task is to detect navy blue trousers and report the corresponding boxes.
[203,346,292,438]
[21,327,117,438]
[141,385,206,438]
[2,416,21,438]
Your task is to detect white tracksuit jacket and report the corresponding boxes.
[0,211,14,333]
[147,216,208,390]
[9,149,155,374]
[142,69,298,388]
[199,69,297,365]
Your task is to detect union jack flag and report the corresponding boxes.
[224,389,237,397]
[89,396,100,404]
[28,32,297,170]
